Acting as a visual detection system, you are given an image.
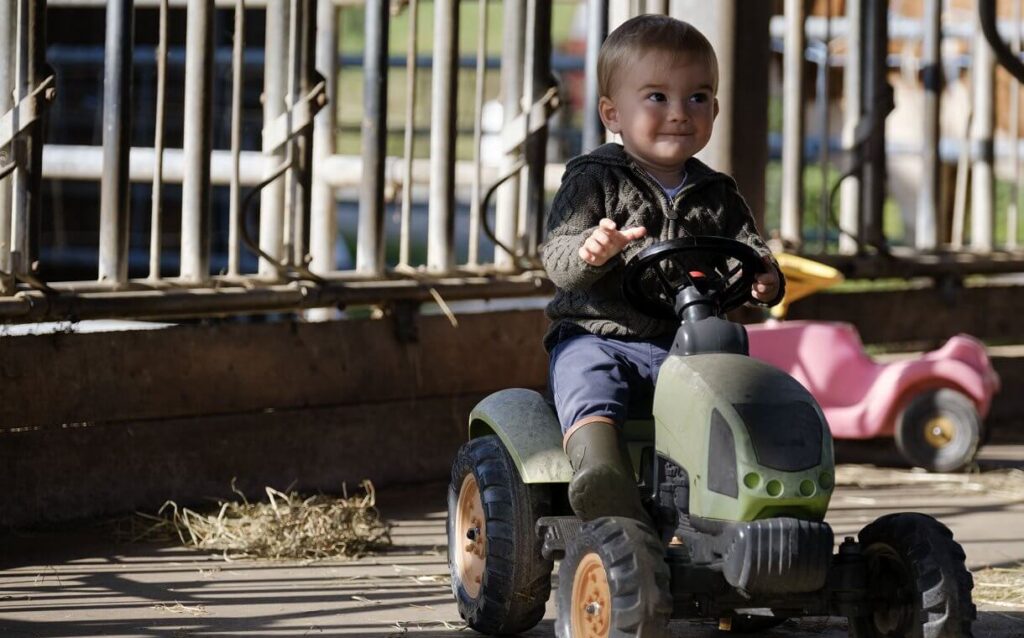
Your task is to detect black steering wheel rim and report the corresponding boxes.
[622,236,766,321]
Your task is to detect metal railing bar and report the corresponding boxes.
[180,0,214,282]
[521,0,553,258]
[398,0,418,269]
[10,0,43,280]
[280,0,299,267]
[468,0,488,267]
[971,15,996,252]
[1012,0,1023,250]
[0,275,553,323]
[259,0,288,278]
[309,0,337,277]
[45,0,456,8]
[0,0,14,294]
[356,0,388,274]
[227,0,245,276]
[780,0,805,249]
[582,0,607,153]
[916,0,941,251]
[39,145,573,191]
[149,0,168,280]
[495,0,524,270]
[427,0,458,272]
[98,0,133,286]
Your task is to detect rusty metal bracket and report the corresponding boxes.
[261,79,327,153]
[0,75,56,149]
[499,86,560,155]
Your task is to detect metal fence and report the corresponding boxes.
[3,0,1024,324]
[0,0,563,323]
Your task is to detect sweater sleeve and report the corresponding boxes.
[541,169,619,291]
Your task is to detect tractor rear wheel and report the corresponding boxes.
[447,435,553,634]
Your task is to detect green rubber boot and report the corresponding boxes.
[564,421,652,524]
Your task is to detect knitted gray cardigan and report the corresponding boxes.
[541,143,783,350]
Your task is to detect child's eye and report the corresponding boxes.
[646,92,667,103]
[689,92,710,104]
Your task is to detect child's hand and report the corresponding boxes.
[578,219,647,267]
[752,255,780,303]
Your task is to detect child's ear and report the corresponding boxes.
[713,97,720,120]
[598,96,622,134]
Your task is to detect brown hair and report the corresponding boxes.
[598,15,719,97]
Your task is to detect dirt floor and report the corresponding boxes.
[2,445,1023,637]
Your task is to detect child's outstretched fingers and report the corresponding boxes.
[578,219,647,266]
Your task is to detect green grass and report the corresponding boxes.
[332,1,581,161]
[762,161,1024,250]
[763,161,905,250]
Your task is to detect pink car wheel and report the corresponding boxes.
[894,389,982,473]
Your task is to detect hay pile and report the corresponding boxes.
[973,565,1024,608]
[835,466,1024,499]
[134,480,392,560]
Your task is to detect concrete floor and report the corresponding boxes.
[2,446,1023,637]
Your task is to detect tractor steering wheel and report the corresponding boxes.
[622,236,766,321]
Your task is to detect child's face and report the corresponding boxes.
[599,50,718,185]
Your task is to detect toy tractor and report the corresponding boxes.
[447,237,975,637]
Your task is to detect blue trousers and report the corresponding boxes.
[548,331,674,434]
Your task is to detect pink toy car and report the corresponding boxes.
[747,319,1000,472]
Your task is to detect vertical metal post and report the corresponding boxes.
[399,0,419,268]
[227,0,246,276]
[0,0,15,293]
[839,0,862,254]
[495,0,524,270]
[260,0,288,278]
[99,0,133,285]
[674,1,770,230]
[608,0,632,31]
[427,0,458,272]
[645,0,668,15]
[780,0,805,248]
[860,0,889,249]
[149,0,169,280]
[357,0,388,274]
[180,0,214,282]
[970,17,995,252]
[468,0,489,266]
[10,0,31,278]
[283,0,316,266]
[582,0,608,153]
[310,0,337,275]
[1010,0,1022,249]
[521,0,552,256]
[916,0,942,250]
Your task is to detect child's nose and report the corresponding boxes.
[667,102,684,122]
[670,103,688,122]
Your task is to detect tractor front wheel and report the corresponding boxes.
[850,512,975,638]
[447,435,553,634]
[556,517,671,638]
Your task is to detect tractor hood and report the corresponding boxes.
[654,353,835,522]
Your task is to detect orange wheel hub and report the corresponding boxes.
[571,552,611,637]
[923,416,955,449]
[455,473,486,598]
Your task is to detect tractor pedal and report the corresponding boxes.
[537,516,583,560]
